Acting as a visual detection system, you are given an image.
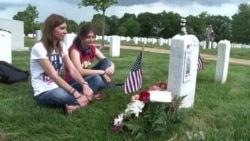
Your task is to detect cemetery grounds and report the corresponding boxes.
[0,38,249,141]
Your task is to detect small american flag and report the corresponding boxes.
[124,51,143,94]
[197,54,204,71]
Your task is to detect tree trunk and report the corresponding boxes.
[101,9,106,49]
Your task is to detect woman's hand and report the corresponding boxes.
[105,67,114,76]
[76,94,89,107]
[82,85,94,101]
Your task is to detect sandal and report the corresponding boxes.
[94,91,105,100]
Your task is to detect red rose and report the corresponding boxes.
[158,82,167,90]
[139,90,150,102]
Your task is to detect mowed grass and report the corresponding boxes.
[0,38,249,141]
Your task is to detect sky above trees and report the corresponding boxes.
[0,0,249,23]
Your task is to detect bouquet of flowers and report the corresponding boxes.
[112,82,185,139]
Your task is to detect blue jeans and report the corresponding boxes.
[69,58,117,94]
[34,87,78,107]
[91,58,111,71]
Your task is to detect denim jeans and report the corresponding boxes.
[34,87,78,107]
[69,58,117,94]
[69,75,117,94]
[91,58,111,70]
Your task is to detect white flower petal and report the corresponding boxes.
[114,113,123,126]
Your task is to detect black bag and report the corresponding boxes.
[0,61,29,84]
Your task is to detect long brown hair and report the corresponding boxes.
[72,24,96,50]
[41,14,66,56]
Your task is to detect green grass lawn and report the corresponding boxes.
[0,39,249,141]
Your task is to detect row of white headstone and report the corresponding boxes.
[93,34,250,49]
[0,17,248,52]
[37,30,250,49]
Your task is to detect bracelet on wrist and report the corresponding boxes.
[71,89,76,95]
[75,95,82,99]
[82,81,88,85]
[69,87,73,93]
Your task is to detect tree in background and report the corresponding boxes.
[158,11,182,38]
[118,13,137,26]
[13,4,39,36]
[79,0,118,49]
[232,3,250,44]
[105,15,119,35]
[186,12,231,42]
[207,15,231,42]
[137,12,155,37]
[91,14,110,36]
[186,12,208,40]
[33,21,42,33]
[15,3,250,45]
[67,19,79,33]
[79,21,92,29]
[116,13,139,37]
[117,19,140,37]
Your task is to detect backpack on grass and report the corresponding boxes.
[0,61,29,84]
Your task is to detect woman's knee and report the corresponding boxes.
[92,75,104,84]
[100,58,111,66]
[100,58,109,63]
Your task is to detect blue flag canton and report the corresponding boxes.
[131,52,142,71]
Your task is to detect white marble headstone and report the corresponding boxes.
[0,30,12,63]
[109,35,120,57]
[168,34,199,108]
[0,19,28,51]
[35,30,42,42]
[158,38,164,46]
[126,37,131,42]
[215,40,231,84]
[64,33,77,49]
[133,37,138,44]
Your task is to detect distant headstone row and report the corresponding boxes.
[34,30,250,49]
[78,34,250,49]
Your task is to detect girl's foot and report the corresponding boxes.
[94,92,105,100]
[64,104,80,115]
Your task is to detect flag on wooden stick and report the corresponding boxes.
[197,54,204,71]
[124,51,143,94]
